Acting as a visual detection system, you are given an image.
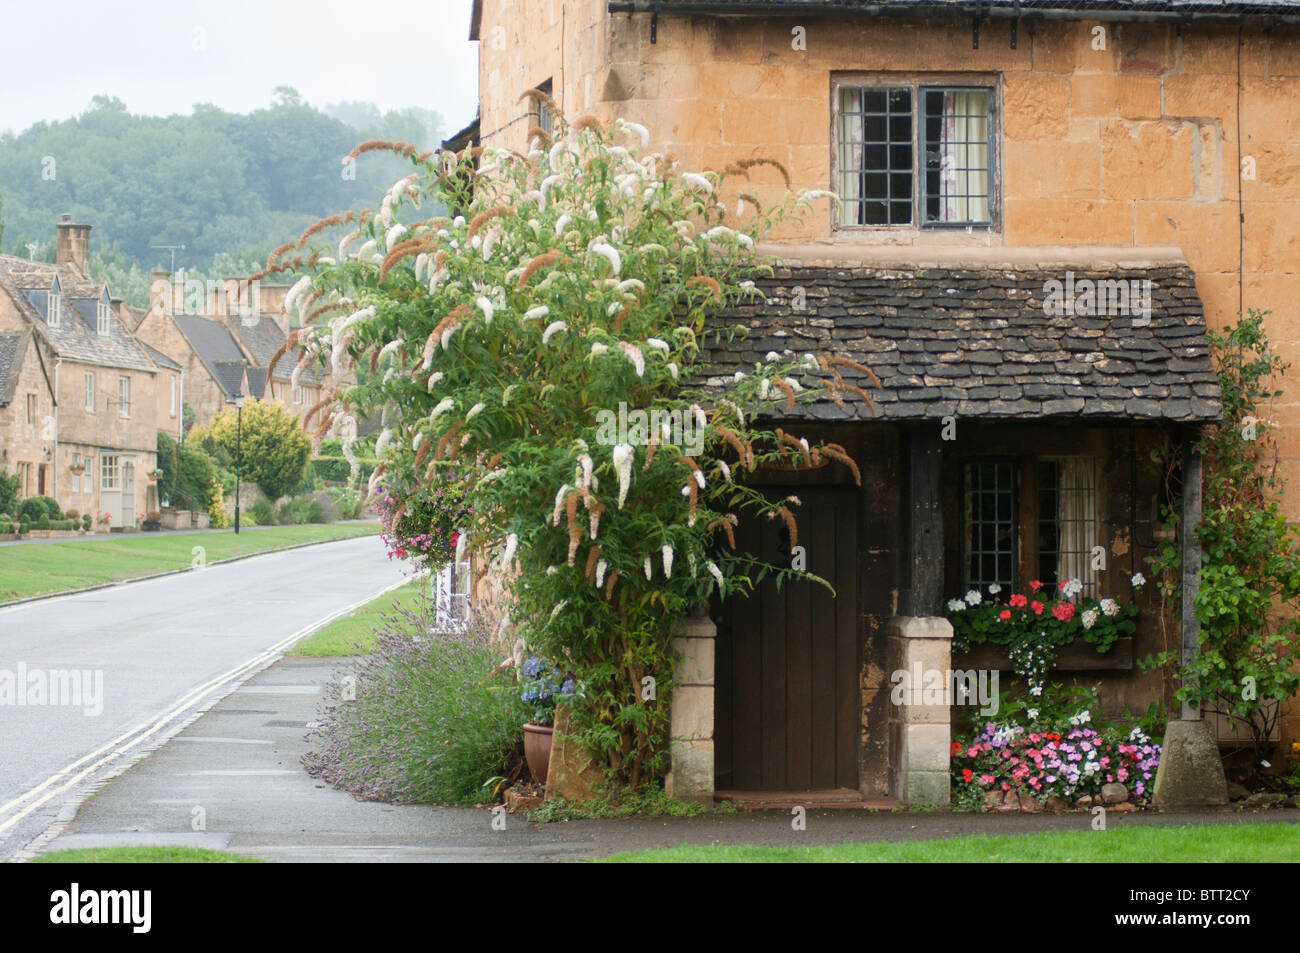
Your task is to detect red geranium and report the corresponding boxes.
[962,768,973,783]
[1029,579,1042,590]
[1053,601,1075,622]
[1031,600,1044,615]
[999,609,1011,621]
[1009,593,1028,608]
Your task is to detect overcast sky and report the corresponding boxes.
[2,0,479,136]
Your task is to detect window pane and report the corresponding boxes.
[964,461,1015,592]
[1039,457,1098,599]
[837,85,913,226]
[923,87,993,225]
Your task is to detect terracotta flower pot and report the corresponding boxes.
[523,722,554,785]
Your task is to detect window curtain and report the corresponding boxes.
[837,87,863,222]
[938,90,990,223]
[1055,457,1097,598]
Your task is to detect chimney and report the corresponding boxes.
[149,268,173,318]
[55,214,92,277]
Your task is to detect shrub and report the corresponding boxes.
[251,499,275,526]
[207,474,228,528]
[276,496,326,525]
[64,508,80,521]
[304,589,527,803]
[0,471,20,515]
[203,399,312,501]
[156,432,181,505]
[145,510,161,523]
[81,513,91,531]
[35,516,50,530]
[177,444,219,511]
[19,497,59,523]
[18,522,29,534]
[311,455,376,484]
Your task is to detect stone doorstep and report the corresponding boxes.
[714,789,898,811]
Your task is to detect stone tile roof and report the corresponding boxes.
[646,0,1300,12]
[212,360,249,401]
[699,262,1223,422]
[171,314,248,396]
[0,329,31,407]
[0,256,156,373]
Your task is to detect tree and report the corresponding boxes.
[204,399,311,502]
[286,111,864,789]
[0,469,20,516]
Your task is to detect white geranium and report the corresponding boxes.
[946,598,966,613]
[1100,598,1120,617]
[1131,572,1146,588]
[1081,608,1099,630]
[964,589,982,606]
[987,583,1002,595]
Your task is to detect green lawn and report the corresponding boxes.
[0,523,381,603]
[289,577,427,656]
[33,847,262,863]
[599,823,1300,863]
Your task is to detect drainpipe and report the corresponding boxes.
[52,356,61,504]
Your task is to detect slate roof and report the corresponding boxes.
[0,256,156,373]
[699,262,1222,422]
[140,342,182,372]
[0,330,31,407]
[225,312,324,385]
[171,314,249,398]
[212,360,250,401]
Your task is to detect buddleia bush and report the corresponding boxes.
[275,103,872,789]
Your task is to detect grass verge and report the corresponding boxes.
[32,847,262,863]
[0,522,381,604]
[597,822,1300,862]
[290,577,426,656]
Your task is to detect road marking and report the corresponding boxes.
[0,577,408,843]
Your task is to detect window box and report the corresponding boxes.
[954,635,1135,672]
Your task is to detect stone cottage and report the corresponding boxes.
[468,0,1299,804]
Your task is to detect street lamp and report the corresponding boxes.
[233,394,244,534]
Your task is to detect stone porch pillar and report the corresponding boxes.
[888,615,954,806]
[665,613,715,803]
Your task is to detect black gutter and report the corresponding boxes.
[608,1,1300,22]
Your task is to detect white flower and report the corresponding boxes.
[385,224,407,250]
[466,402,486,420]
[431,397,455,420]
[662,544,674,578]
[620,342,645,377]
[550,600,568,620]
[1026,709,1039,720]
[1029,683,1043,697]
[644,556,653,580]
[595,560,607,588]
[502,384,517,405]
[590,342,610,356]
[476,296,495,325]
[589,242,622,276]
[964,590,982,606]
[765,351,780,362]
[616,119,650,147]
[666,362,678,381]
[1131,573,1146,588]
[645,338,670,354]
[554,214,571,236]
[681,171,713,192]
[455,531,468,563]
[523,305,549,322]
[576,453,594,490]
[706,560,725,595]
[502,534,518,567]
[427,371,444,389]
[552,484,572,526]
[946,598,966,613]
[612,443,634,508]
[1081,608,1099,630]
[1100,598,1120,617]
[542,320,567,344]
[987,583,1002,595]
[718,460,732,483]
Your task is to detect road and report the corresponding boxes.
[0,534,409,860]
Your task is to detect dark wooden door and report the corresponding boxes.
[715,487,860,791]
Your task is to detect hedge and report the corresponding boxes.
[311,456,376,484]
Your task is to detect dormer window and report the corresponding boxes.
[47,291,61,328]
[97,300,111,336]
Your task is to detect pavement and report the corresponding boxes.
[0,534,409,860]
[26,655,1300,863]
[0,519,377,547]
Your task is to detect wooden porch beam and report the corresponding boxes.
[1179,428,1204,721]
[901,427,944,617]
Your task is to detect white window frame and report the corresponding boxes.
[85,372,95,412]
[100,454,119,491]
[47,292,61,328]
[292,385,303,405]
[169,376,177,417]
[96,300,111,336]
[118,376,131,419]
